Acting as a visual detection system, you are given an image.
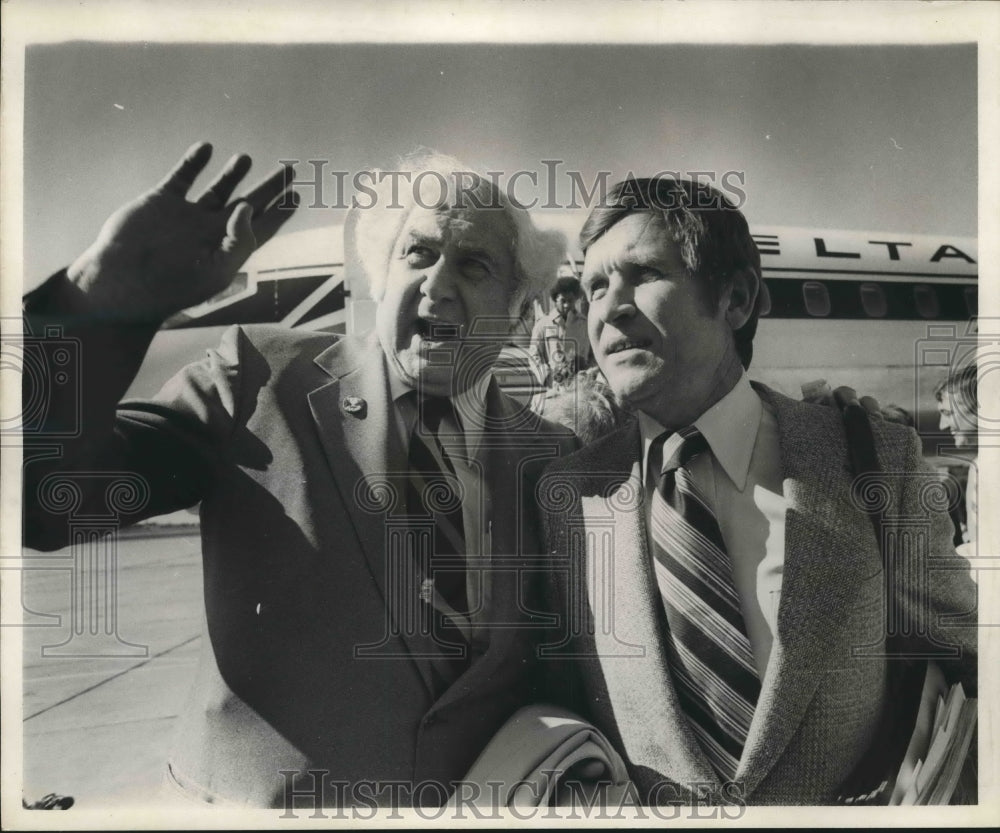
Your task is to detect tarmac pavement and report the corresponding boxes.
[19,529,203,809]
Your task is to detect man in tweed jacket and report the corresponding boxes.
[536,176,977,805]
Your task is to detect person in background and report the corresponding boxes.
[879,401,969,547]
[530,276,591,389]
[936,363,978,552]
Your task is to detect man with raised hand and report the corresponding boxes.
[23,144,574,808]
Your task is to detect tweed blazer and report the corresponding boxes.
[23,275,578,807]
[537,384,977,806]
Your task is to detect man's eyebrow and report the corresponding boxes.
[403,229,441,245]
[454,240,500,265]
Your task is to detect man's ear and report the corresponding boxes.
[723,268,759,332]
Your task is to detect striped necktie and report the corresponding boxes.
[649,426,761,782]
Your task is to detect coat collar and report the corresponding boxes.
[576,388,876,796]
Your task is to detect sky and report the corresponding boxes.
[21,40,977,284]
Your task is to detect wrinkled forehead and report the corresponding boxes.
[397,204,517,261]
[582,212,684,274]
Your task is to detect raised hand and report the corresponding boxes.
[67,142,299,321]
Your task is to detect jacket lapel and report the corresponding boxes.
[736,386,877,795]
[579,424,719,791]
[307,335,439,697]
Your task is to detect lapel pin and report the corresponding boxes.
[342,396,367,417]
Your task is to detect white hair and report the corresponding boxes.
[350,151,567,326]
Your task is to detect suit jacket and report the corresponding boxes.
[23,274,578,807]
[537,384,977,806]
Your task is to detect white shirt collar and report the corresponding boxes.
[638,371,762,491]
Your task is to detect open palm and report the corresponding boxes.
[69,142,299,321]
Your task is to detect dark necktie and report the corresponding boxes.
[649,426,761,781]
[406,396,470,677]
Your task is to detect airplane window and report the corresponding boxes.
[802,281,831,317]
[758,281,772,316]
[913,284,940,319]
[859,283,887,318]
[964,286,978,317]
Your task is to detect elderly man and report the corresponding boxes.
[22,143,575,808]
[537,176,977,805]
